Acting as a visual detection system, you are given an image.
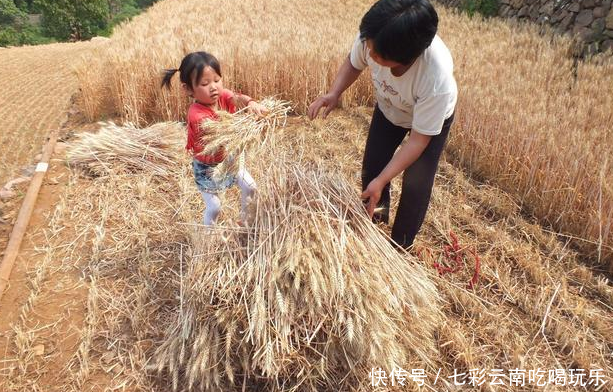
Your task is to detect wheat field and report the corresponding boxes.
[439,15,613,267]
[0,41,103,186]
[76,0,613,268]
[75,0,374,122]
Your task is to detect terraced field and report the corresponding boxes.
[0,41,102,185]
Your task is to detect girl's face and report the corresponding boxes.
[189,66,223,106]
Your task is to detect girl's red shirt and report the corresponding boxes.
[186,89,237,164]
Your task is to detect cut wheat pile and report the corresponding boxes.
[7,113,613,392]
[66,121,185,177]
[200,98,292,182]
[153,154,441,391]
[201,98,292,155]
[64,112,442,391]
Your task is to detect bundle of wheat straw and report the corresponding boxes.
[198,98,292,181]
[66,121,185,177]
[153,150,442,392]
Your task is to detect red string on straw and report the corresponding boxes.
[423,230,480,289]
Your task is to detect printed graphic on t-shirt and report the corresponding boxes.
[373,77,412,114]
[398,97,412,114]
[374,79,399,96]
[381,95,393,108]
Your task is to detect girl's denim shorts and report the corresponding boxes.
[192,159,236,193]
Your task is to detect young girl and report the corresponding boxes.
[162,51,268,226]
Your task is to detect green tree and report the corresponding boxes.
[12,0,31,12]
[12,0,27,12]
[0,0,26,24]
[0,26,18,46]
[0,1,53,47]
[110,0,139,24]
[33,0,110,40]
[463,0,499,18]
[0,0,28,46]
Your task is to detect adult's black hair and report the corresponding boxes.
[359,0,438,65]
[161,51,222,90]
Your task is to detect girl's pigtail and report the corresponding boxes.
[161,68,179,89]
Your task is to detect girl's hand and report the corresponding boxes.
[361,177,385,218]
[308,92,339,120]
[247,101,269,117]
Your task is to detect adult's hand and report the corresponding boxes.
[307,93,339,120]
[361,177,385,218]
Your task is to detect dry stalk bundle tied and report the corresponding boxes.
[66,121,184,177]
[198,98,291,181]
[153,150,442,392]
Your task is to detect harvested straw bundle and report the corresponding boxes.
[199,98,291,181]
[66,121,185,177]
[153,152,441,391]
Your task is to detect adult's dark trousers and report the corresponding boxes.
[361,105,454,249]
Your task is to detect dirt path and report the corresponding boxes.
[0,160,89,390]
[0,108,101,391]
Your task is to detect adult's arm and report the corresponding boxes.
[379,132,432,185]
[361,131,432,217]
[307,55,362,119]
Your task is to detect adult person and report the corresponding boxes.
[308,0,457,249]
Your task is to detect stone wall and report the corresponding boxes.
[27,14,42,26]
[437,0,613,54]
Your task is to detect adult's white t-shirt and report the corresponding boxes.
[349,33,458,136]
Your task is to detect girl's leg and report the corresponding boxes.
[236,168,256,222]
[391,114,454,249]
[201,191,222,226]
[362,105,409,223]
